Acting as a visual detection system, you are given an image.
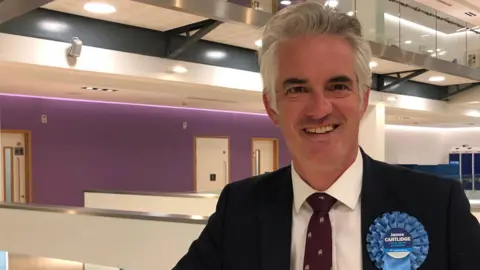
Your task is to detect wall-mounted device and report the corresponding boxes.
[68,37,83,57]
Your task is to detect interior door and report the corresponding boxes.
[195,137,229,193]
[252,138,278,175]
[1,132,27,203]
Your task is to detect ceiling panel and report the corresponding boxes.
[1,60,479,127]
[43,0,206,31]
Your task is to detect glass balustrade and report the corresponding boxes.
[225,0,480,69]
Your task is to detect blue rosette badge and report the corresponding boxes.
[366,211,429,270]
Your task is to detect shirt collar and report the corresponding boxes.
[291,148,363,213]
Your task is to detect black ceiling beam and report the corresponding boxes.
[443,82,480,100]
[378,69,429,92]
[0,0,55,24]
[382,69,428,78]
[165,19,218,36]
[165,19,223,59]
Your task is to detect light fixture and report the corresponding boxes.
[427,49,434,53]
[38,20,68,32]
[83,2,116,14]
[280,0,291,5]
[68,37,83,57]
[428,76,445,82]
[387,96,397,101]
[255,39,263,47]
[369,61,378,68]
[404,40,412,44]
[206,50,226,59]
[325,0,338,8]
[171,66,188,73]
[82,87,117,92]
[347,11,355,16]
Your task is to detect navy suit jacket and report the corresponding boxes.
[173,151,480,270]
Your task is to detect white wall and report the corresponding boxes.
[85,192,218,217]
[0,205,205,270]
[385,125,480,165]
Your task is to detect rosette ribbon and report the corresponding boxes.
[366,211,429,270]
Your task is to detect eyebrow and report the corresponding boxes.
[283,78,308,88]
[282,75,354,88]
[328,75,354,84]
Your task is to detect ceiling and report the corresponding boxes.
[1,59,480,128]
[0,0,470,128]
[41,0,478,86]
[413,0,480,26]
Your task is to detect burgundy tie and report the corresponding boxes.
[303,193,337,270]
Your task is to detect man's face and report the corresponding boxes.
[263,34,369,169]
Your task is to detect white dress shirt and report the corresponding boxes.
[290,149,363,270]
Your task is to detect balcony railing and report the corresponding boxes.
[229,0,480,69]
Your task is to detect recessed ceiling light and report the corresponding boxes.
[325,0,338,8]
[429,76,445,82]
[82,87,117,92]
[255,39,262,47]
[280,0,291,5]
[171,66,188,73]
[427,49,434,53]
[83,2,116,14]
[369,61,378,68]
[404,40,412,44]
[206,50,226,59]
[387,96,397,101]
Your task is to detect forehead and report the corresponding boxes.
[276,34,356,80]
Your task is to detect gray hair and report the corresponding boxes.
[258,2,372,112]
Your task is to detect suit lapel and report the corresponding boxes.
[360,151,392,270]
[258,167,293,270]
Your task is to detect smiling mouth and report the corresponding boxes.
[303,124,340,135]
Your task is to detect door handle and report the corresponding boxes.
[224,161,227,183]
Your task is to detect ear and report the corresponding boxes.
[262,92,279,126]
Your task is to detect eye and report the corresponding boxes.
[286,86,308,94]
[328,84,351,91]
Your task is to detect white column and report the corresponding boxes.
[359,102,385,161]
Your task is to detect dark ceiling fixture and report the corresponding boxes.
[82,87,117,92]
[388,0,480,35]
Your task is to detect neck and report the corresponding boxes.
[293,148,358,191]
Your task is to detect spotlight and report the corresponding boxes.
[429,76,445,82]
[84,2,116,14]
[68,37,83,57]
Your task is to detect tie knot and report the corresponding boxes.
[306,193,336,212]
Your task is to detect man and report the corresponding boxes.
[174,2,480,270]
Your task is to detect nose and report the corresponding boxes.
[305,90,333,119]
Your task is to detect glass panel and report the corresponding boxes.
[436,10,467,65]
[398,0,436,56]
[335,0,354,15]
[357,0,399,45]
[467,25,480,68]
[4,148,12,203]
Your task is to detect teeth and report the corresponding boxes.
[305,125,335,134]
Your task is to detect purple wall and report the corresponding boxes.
[0,95,290,206]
